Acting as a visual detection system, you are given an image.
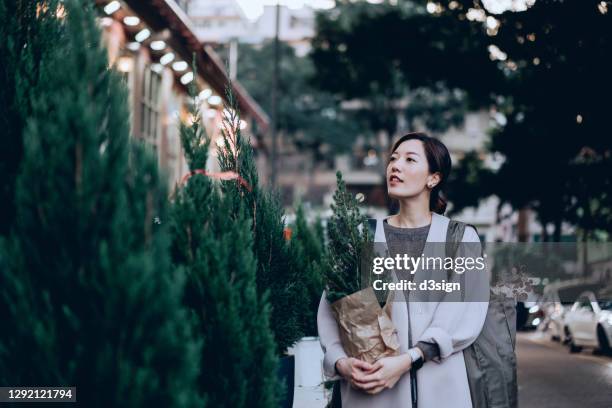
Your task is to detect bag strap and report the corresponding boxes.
[446,221,480,301]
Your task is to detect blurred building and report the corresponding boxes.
[185,0,315,56]
[181,0,253,44]
[254,5,315,56]
[95,0,270,189]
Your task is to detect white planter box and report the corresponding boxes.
[288,336,324,387]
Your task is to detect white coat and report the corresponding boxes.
[317,212,490,408]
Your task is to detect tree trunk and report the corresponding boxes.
[553,218,562,242]
[541,222,549,242]
[517,207,529,242]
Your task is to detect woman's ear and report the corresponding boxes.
[427,173,442,189]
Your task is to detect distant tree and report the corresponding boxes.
[310,1,504,143]
[233,41,358,161]
[313,1,612,236]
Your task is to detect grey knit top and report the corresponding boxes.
[382,219,441,363]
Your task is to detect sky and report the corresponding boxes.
[235,1,534,20]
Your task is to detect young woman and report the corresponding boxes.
[317,132,489,408]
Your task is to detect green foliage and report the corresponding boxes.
[446,151,495,216]
[289,204,326,336]
[324,172,371,303]
[234,41,358,159]
[0,2,202,406]
[311,1,501,138]
[169,83,279,407]
[218,86,305,354]
[314,1,612,236]
[0,0,64,235]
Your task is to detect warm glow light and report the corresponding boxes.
[215,137,225,147]
[180,72,194,85]
[123,16,140,26]
[208,95,222,106]
[576,114,583,124]
[117,56,133,73]
[126,42,140,51]
[199,89,213,101]
[527,33,536,42]
[135,28,151,43]
[150,40,166,51]
[533,57,540,65]
[100,17,113,27]
[160,52,175,65]
[151,63,163,73]
[449,1,459,10]
[239,120,247,130]
[104,1,120,15]
[172,61,188,72]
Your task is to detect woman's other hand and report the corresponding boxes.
[335,357,375,389]
[353,354,413,395]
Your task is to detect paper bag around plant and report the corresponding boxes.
[330,287,400,364]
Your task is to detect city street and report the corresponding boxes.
[295,333,612,408]
[517,332,612,408]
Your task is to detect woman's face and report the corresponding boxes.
[386,139,438,199]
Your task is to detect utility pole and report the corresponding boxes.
[270,2,281,187]
[229,39,238,80]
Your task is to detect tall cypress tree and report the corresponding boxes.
[0,2,201,406]
[218,89,304,354]
[289,204,325,337]
[0,0,63,235]
[169,87,279,407]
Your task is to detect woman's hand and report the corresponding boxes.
[353,354,413,395]
[335,357,375,389]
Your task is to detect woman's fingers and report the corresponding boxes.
[358,369,383,384]
[366,360,383,372]
[352,358,374,372]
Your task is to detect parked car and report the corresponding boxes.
[563,288,612,354]
[538,280,602,343]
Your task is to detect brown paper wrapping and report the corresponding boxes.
[330,287,400,364]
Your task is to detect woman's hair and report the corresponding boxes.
[389,132,452,215]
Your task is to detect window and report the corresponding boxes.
[141,66,162,147]
[577,296,593,312]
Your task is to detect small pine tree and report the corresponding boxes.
[169,84,279,407]
[217,88,304,354]
[325,172,372,303]
[0,2,202,406]
[289,204,325,336]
